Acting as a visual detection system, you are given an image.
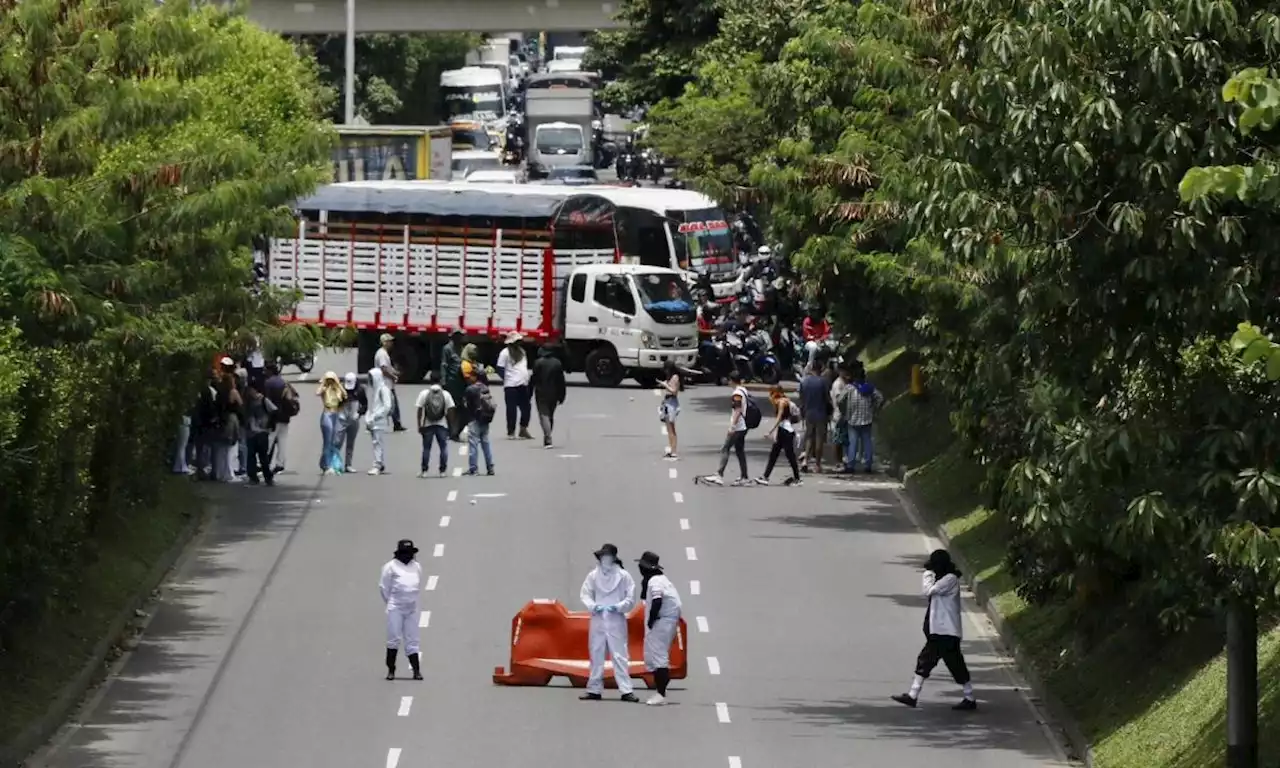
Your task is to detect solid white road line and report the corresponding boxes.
[473,493,507,498]
[439,515,451,527]
[419,611,431,628]
[716,702,731,723]
[559,454,582,458]
[729,758,743,768]
[673,491,684,503]
[425,575,439,591]
[680,518,690,530]
[433,543,444,557]
[690,580,701,595]
[685,546,697,561]
[669,467,678,479]
[696,616,709,633]
[707,656,721,675]
[386,747,401,768]
[397,696,413,716]
[446,490,458,502]
[452,467,463,477]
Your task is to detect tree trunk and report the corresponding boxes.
[1226,595,1258,768]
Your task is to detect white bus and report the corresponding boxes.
[440,67,507,122]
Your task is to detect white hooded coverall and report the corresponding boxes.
[380,558,422,654]
[366,368,393,470]
[580,564,637,694]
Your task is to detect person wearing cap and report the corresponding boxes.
[380,539,424,681]
[374,333,406,432]
[495,331,533,440]
[440,329,466,440]
[892,548,977,710]
[636,551,682,705]
[579,543,639,703]
[335,371,367,472]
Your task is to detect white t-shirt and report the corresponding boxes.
[496,348,531,388]
[414,385,455,428]
[731,386,749,432]
[644,574,682,620]
[380,559,421,613]
[374,347,392,374]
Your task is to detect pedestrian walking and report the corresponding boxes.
[579,543,639,703]
[840,367,884,473]
[892,549,977,710]
[374,333,406,432]
[335,372,367,472]
[365,367,393,475]
[441,329,467,440]
[416,371,455,477]
[380,539,424,681]
[496,331,533,440]
[243,385,277,486]
[758,385,802,486]
[316,371,346,474]
[636,551,682,706]
[659,360,681,460]
[700,373,754,486]
[462,363,496,475]
[530,345,566,448]
[798,364,832,473]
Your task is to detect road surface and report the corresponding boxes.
[31,349,1070,768]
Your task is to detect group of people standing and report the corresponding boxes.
[797,360,885,474]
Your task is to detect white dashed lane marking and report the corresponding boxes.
[716,702,731,723]
[452,467,463,477]
[397,696,412,716]
[419,611,431,628]
[447,490,458,502]
[729,758,742,768]
[386,748,401,768]
[673,491,684,503]
[424,575,438,591]
[690,580,700,595]
[685,546,697,561]
[679,518,690,530]
[433,544,444,557]
[439,515,450,527]
[669,468,677,479]
[696,616,709,633]
[707,656,721,675]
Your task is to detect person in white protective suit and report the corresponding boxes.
[636,551,682,706]
[365,367,393,475]
[579,543,640,702]
[380,539,424,681]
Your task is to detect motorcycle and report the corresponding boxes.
[727,329,781,385]
[277,350,315,375]
[616,151,640,182]
[691,334,733,385]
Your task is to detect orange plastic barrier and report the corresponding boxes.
[493,599,688,688]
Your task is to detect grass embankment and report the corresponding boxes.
[864,347,1280,768]
[0,478,199,749]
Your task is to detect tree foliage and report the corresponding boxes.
[585,0,721,111]
[0,0,332,648]
[301,33,479,124]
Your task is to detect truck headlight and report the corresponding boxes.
[640,332,656,348]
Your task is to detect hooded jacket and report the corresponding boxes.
[366,368,394,431]
[530,347,567,404]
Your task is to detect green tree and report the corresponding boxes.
[301,33,479,124]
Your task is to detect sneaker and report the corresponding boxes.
[755,476,770,485]
[439,468,447,477]
[486,467,495,476]
[417,470,428,478]
[953,698,978,711]
[731,477,752,487]
[519,430,533,440]
[345,466,357,473]
[579,692,602,701]
[507,432,516,440]
[890,693,918,708]
[702,474,723,485]
[620,693,640,703]
[663,446,672,456]
[272,466,286,475]
[368,467,382,476]
[645,694,666,706]
[666,453,678,461]
[466,468,478,476]
[544,442,553,449]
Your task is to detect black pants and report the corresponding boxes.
[716,430,748,478]
[390,388,403,429]
[246,431,275,483]
[914,634,970,684]
[763,428,800,480]
[504,385,531,435]
[535,395,557,440]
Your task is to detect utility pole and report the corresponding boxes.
[1226,594,1258,768]
[343,0,356,124]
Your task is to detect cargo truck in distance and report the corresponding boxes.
[266,181,699,388]
[524,87,594,180]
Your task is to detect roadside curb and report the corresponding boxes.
[741,381,798,392]
[893,465,1094,767]
[0,487,211,768]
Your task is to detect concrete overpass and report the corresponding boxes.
[244,0,622,33]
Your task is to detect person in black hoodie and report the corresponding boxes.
[530,345,566,448]
[892,549,977,710]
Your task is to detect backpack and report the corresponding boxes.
[744,394,762,430]
[281,384,301,417]
[474,387,497,423]
[423,387,447,422]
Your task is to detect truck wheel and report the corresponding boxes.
[634,373,659,389]
[585,347,624,387]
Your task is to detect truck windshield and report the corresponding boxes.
[536,127,584,153]
[443,86,503,119]
[665,208,737,278]
[635,272,697,324]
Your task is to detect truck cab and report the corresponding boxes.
[561,264,698,387]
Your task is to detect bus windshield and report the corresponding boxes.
[443,86,503,119]
[665,208,736,277]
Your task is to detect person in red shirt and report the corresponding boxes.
[802,311,831,342]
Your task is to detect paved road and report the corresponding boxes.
[32,349,1070,768]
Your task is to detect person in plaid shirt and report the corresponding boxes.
[839,366,885,472]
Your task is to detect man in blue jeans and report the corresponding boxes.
[462,364,496,476]
[841,368,885,472]
[415,371,455,477]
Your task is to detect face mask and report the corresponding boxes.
[395,553,413,564]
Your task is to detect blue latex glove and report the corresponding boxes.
[605,604,619,614]
[592,604,606,614]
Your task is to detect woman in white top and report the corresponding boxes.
[380,539,424,681]
[495,331,533,439]
[891,548,976,710]
[637,551,682,706]
[758,385,802,485]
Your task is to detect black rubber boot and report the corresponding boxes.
[385,648,397,680]
[408,652,423,680]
